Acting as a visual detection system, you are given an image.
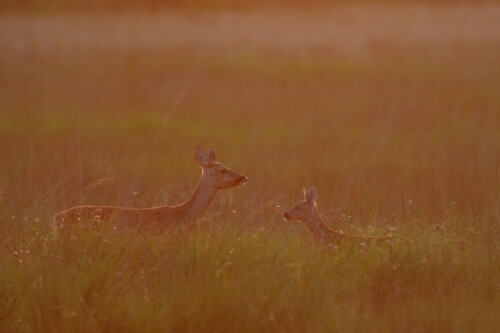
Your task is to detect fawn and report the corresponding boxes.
[53,144,247,233]
[284,187,411,246]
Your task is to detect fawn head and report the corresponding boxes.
[194,144,248,189]
[283,187,317,222]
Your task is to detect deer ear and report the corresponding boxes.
[303,187,308,200]
[208,146,216,163]
[307,187,317,204]
[194,144,209,167]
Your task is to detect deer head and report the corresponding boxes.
[194,144,248,189]
[283,187,317,222]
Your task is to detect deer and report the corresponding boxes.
[283,187,412,246]
[53,144,247,234]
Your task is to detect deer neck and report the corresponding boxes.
[177,169,219,221]
[304,206,342,244]
[303,205,322,225]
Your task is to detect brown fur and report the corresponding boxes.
[284,187,412,246]
[53,145,247,234]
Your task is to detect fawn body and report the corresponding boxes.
[53,145,247,233]
[284,187,410,246]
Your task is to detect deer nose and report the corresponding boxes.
[283,212,290,220]
[238,176,248,184]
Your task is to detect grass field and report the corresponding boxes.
[1,4,500,332]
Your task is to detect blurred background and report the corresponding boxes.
[1,1,499,228]
[1,1,500,332]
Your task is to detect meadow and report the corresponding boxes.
[1,4,500,332]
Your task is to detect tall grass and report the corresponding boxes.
[1,5,500,332]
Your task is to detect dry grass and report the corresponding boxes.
[1,4,500,332]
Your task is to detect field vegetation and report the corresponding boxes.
[1,3,499,332]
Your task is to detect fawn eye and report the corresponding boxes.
[220,169,227,174]
[294,205,301,210]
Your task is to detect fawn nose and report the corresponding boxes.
[238,176,248,184]
[283,212,290,220]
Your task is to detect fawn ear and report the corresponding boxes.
[208,146,216,163]
[306,187,317,205]
[303,187,308,201]
[194,144,210,167]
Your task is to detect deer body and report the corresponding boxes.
[284,187,409,246]
[53,145,247,233]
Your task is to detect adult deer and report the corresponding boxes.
[53,144,247,233]
[283,187,412,246]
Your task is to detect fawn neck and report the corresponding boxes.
[304,205,342,244]
[304,205,323,227]
[176,169,219,221]
[303,206,325,233]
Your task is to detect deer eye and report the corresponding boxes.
[220,169,227,174]
[294,205,301,210]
